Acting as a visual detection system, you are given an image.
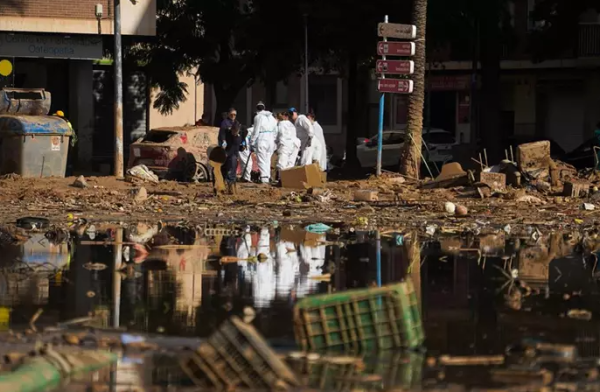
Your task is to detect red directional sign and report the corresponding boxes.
[377,79,414,94]
[376,60,414,75]
[377,42,415,56]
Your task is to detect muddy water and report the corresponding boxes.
[3,224,600,389]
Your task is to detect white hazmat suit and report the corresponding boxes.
[313,121,328,171]
[276,120,301,171]
[250,111,278,183]
[238,127,253,182]
[295,114,323,167]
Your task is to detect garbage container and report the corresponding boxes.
[0,88,52,116]
[0,115,72,177]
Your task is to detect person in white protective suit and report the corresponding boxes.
[250,102,278,183]
[238,127,253,182]
[253,227,275,308]
[288,107,323,167]
[307,112,328,172]
[236,226,254,269]
[275,111,301,176]
[275,235,300,299]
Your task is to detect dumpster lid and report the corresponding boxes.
[0,115,72,136]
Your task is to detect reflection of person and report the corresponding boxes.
[253,227,275,307]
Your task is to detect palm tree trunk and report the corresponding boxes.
[400,0,428,178]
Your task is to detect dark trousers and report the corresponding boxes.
[221,153,238,184]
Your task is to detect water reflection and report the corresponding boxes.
[5,224,600,358]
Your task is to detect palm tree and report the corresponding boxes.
[399,0,427,178]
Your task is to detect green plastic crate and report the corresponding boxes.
[294,280,424,352]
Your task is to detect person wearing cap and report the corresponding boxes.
[307,112,328,172]
[288,107,320,166]
[218,108,239,149]
[250,101,278,183]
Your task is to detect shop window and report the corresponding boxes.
[308,75,337,126]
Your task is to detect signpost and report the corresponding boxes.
[378,79,414,94]
[376,60,414,75]
[376,17,417,176]
[377,23,417,40]
[377,42,415,56]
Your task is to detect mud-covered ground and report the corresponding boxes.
[1,173,599,236]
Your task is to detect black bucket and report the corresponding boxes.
[208,146,227,164]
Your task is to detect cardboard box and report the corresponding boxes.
[563,181,589,198]
[354,190,378,201]
[281,164,324,189]
[474,172,506,191]
[516,141,550,171]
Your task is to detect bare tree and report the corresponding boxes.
[399,0,427,178]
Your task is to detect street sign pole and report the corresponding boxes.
[376,15,388,177]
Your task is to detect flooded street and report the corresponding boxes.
[2,223,600,390]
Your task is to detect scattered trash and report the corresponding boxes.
[455,205,468,216]
[426,224,437,236]
[567,309,592,321]
[126,164,159,183]
[564,181,590,198]
[354,189,378,202]
[305,223,332,234]
[438,355,504,366]
[444,202,456,214]
[16,216,49,230]
[516,195,545,204]
[72,175,88,188]
[582,203,595,211]
[490,368,553,385]
[133,187,148,203]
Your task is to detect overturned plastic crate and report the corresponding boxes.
[181,316,300,390]
[294,280,424,352]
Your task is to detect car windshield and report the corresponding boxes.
[423,132,455,144]
[142,130,179,143]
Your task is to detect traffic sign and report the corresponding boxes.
[377,79,414,94]
[377,42,415,56]
[377,23,417,39]
[376,60,414,75]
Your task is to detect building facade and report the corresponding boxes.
[0,0,156,170]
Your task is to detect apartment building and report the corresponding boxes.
[0,0,156,169]
[385,1,600,153]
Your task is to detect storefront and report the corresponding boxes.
[0,32,102,168]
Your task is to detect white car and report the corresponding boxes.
[356,128,457,169]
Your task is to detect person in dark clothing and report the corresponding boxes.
[221,122,248,189]
[218,108,238,148]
